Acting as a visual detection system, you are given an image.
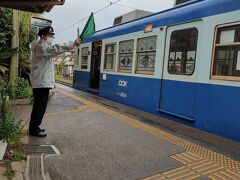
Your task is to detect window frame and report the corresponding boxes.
[118,39,134,73]
[211,22,240,81]
[80,47,89,70]
[76,48,80,65]
[135,35,157,75]
[103,43,117,71]
[167,27,198,76]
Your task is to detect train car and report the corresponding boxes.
[73,0,240,142]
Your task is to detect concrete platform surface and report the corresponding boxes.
[0,164,7,180]
[21,84,240,180]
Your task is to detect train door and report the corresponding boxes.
[159,21,202,121]
[89,41,102,91]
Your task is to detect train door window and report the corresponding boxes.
[212,23,240,81]
[168,28,198,75]
[81,47,88,69]
[118,40,134,72]
[104,43,116,71]
[136,36,157,74]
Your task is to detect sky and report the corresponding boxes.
[44,0,175,44]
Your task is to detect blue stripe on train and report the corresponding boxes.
[195,83,240,142]
[98,74,240,142]
[99,74,161,112]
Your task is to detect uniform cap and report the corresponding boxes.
[38,26,55,36]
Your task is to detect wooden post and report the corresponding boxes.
[10,10,19,97]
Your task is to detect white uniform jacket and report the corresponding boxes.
[30,39,75,89]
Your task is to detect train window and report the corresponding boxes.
[168,28,198,75]
[212,24,240,80]
[81,47,88,69]
[136,36,157,74]
[118,40,134,72]
[104,43,116,71]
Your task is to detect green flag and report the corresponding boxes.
[79,13,96,41]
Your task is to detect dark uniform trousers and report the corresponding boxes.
[29,88,50,133]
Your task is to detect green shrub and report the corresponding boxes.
[0,97,24,145]
[3,169,15,180]
[0,77,32,101]
[11,151,25,161]
[0,79,11,99]
[0,77,26,147]
[16,77,32,100]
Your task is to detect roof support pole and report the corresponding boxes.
[10,10,19,97]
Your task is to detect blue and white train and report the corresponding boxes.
[73,0,240,142]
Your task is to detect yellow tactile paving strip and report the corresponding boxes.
[45,106,96,116]
[55,88,240,179]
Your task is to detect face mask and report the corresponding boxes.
[46,38,53,44]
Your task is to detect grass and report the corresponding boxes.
[11,151,25,161]
[55,75,73,85]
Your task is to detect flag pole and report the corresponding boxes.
[77,28,80,66]
[74,28,80,85]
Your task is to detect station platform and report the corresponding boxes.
[22,83,240,180]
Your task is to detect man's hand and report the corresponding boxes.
[74,38,81,46]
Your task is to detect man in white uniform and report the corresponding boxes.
[29,26,80,137]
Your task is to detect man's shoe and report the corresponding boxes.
[39,128,45,132]
[29,131,47,137]
[37,127,45,132]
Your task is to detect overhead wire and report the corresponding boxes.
[111,3,138,10]
[106,0,137,10]
[55,0,122,34]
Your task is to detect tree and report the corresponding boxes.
[56,60,65,75]
[0,8,40,81]
[0,8,12,48]
[19,12,38,75]
[0,8,14,72]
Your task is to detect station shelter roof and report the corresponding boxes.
[0,0,65,13]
